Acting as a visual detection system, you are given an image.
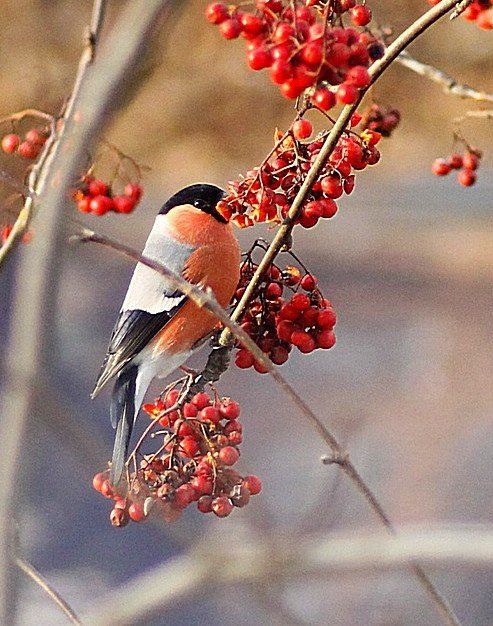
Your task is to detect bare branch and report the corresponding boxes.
[15,556,81,625]
[85,526,493,625]
[397,50,493,103]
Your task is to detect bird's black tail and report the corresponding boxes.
[109,366,137,486]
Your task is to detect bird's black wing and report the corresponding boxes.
[91,294,187,398]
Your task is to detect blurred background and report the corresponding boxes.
[1,0,493,624]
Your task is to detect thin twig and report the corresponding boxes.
[450,0,474,19]
[15,556,82,625]
[85,526,493,625]
[397,50,493,103]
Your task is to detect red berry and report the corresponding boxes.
[218,446,240,466]
[77,196,91,213]
[88,179,109,196]
[92,472,106,492]
[316,329,336,349]
[319,198,338,218]
[321,175,343,198]
[124,183,143,202]
[273,22,295,44]
[350,5,372,26]
[110,507,129,527]
[280,79,305,99]
[346,65,371,88]
[200,405,221,424]
[266,282,283,298]
[270,345,289,365]
[128,502,145,522]
[101,479,114,499]
[191,392,210,410]
[90,195,115,215]
[182,402,198,418]
[292,119,313,140]
[243,475,262,495]
[336,83,360,105]
[462,151,480,171]
[300,274,317,291]
[269,59,293,84]
[173,484,196,508]
[235,348,254,369]
[197,495,214,513]
[301,40,324,66]
[179,436,200,457]
[276,320,295,342]
[291,329,314,352]
[240,13,264,37]
[311,87,335,111]
[212,495,234,517]
[448,153,463,169]
[431,158,451,176]
[1,133,20,154]
[17,141,39,160]
[247,48,272,70]
[219,399,240,421]
[191,475,213,495]
[113,195,136,214]
[205,2,229,24]
[219,18,241,39]
[317,308,337,328]
[290,293,311,312]
[25,128,47,145]
[457,168,476,187]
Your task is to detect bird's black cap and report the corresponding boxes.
[159,183,227,223]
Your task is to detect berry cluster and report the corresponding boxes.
[359,103,401,137]
[431,148,482,187]
[206,1,383,106]
[1,127,49,160]
[233,251,336,372]
[217,120,381,228]
[427,0,493,29]
[73,176,143,216]
[93,388,261,526]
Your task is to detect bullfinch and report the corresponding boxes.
[92,183,240,485]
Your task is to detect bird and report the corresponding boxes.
[91,183,240,486]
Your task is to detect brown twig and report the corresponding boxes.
[15,556,82,625]
[397,50,493,103]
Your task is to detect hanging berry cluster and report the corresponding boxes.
[92,387,261,526]
[1,126,50,160]
[206,1,384,106]
[73,176,143,216]
[217,119,381,228]
[232,247,336,373]
[431,147,482,187]
[427,0,493,29]
[359,103,401,137]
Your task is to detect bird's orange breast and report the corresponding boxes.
[151,206,240,356]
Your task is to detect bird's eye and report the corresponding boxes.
[193,199,206,210]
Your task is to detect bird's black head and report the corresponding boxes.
[159,183,227,223]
